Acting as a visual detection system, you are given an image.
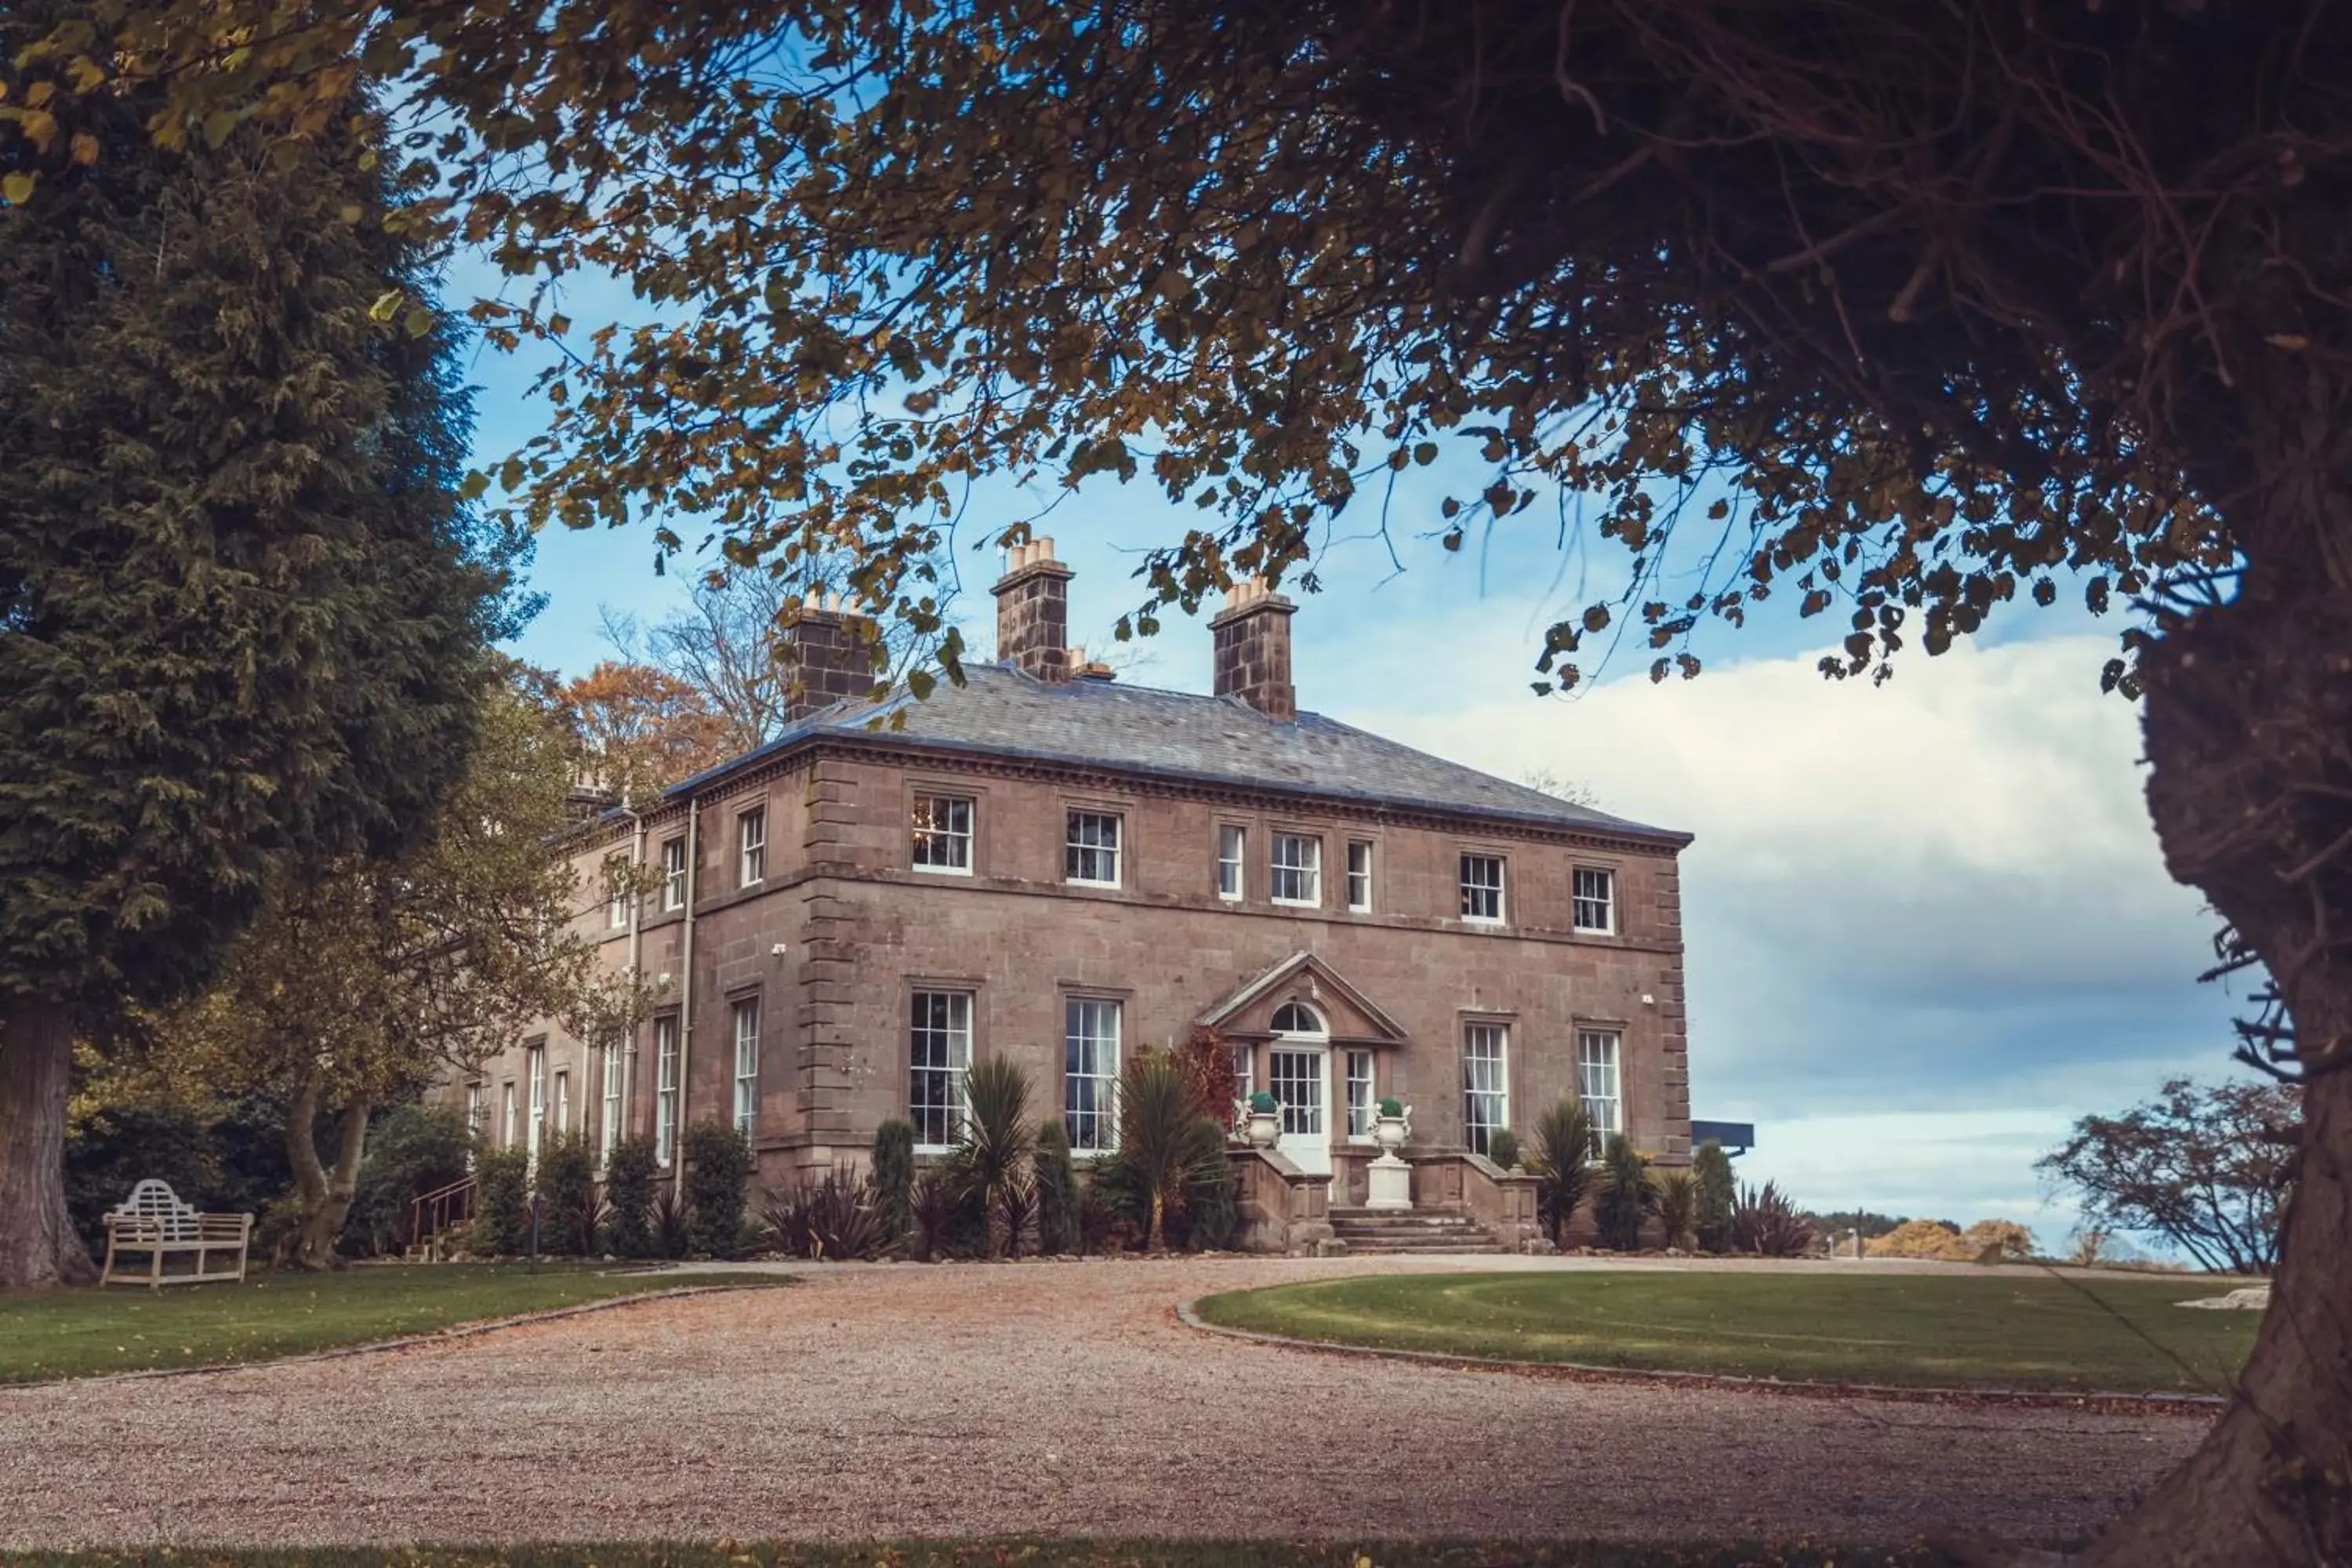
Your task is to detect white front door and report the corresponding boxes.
[1269,1047,1331,1175]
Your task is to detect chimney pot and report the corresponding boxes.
[993,534,1076,681]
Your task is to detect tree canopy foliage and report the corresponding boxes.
[0,8,506,1288]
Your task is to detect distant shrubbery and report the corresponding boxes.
[1868,1217,2035,1263]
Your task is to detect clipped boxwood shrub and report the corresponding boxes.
[533,1133,598,1258]
[602,1134,659,1258]
[1033,1115,1079,1255]
[472,1146,531,1257]
[1486,1128,1521,1171]
[681,1119,753,1258]
[871,1117,916,1253]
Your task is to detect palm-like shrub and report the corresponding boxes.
[650,1185,691,1259]
[871,1118,916,1251]
[1530,1099,1597,1246]
[762,1167,893,1260]
[1691,1139,1737,1253]
[954,1055,1033,1258]
[1594,1134,1654,1250]
[1033,1115,1080,1255]
[1653,1168,1698,1250]
[1731,1181,1817,1258]
[601,1135,658,1258]
[1105,1049,1228,1250]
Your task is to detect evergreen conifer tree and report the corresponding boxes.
[0,15,499,1287]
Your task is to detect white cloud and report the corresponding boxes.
[1338,631,2246,1241]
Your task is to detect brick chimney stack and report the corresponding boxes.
[1210,578,1296,720]
[785,590,880,721]
[993,537,1075,682]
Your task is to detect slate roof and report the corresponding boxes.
[670,662,1686,844]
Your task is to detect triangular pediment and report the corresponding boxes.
[1195,951,1410,1044]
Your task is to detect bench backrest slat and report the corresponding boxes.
[110,1178,201,1242]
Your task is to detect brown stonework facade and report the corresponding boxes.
[459,549,1693,1241]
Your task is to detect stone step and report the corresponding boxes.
[1341,1242,1510,1255]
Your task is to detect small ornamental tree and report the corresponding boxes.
[2038,1077,2299,1276]
[1691,1142,1737,1254]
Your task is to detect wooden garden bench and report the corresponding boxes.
[100,1179,252,1289]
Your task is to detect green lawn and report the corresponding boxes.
[0,1263,772,1384]
[1194,1270,2259,1394]
[0,1544,1958,1568]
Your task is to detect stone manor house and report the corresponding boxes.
[458,543,1694,1251]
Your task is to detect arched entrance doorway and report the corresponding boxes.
[1266,1001,1332,1175]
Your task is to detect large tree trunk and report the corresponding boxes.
[2081,534,2352,1563]
[0,997,98,1290]
[283,1069,370,1271]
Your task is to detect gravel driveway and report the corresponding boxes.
[0,1256,2201,1549]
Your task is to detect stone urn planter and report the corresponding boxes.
[1243,1091,1282,1150]
[1366,1098,1414,1210]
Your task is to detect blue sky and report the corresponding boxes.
[462,265,2248,1258]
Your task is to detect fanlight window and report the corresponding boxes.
[1269,1002,1327,1036]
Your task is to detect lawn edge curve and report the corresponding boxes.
[1174,1297,2227,1415]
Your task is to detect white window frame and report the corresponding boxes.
[654,1014,681,1167]
[525,1046,546,1164]
[606,855,630,929]
[464,1083,486,1167]
[501,1081,518,1151]
[1578,1029,1623,1155]
[1573,866,1617,935]
[739,808,767,887]
[662,837,688,912]
[1217,824,1246,901]
[553,1068,572,1137]
[1063,996,1122,1152]
[1064,810,1123,888]
[1345,1048,1376,1142]
[1459,853,1507,924]
[600,1037,625,1164]
[1346,840,1374,913]
[911,793,975,875]
[909,990,974,1152]
[731,998,760,1143]
[1270,832,1321,906]
[1461,1022,1509,1157]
